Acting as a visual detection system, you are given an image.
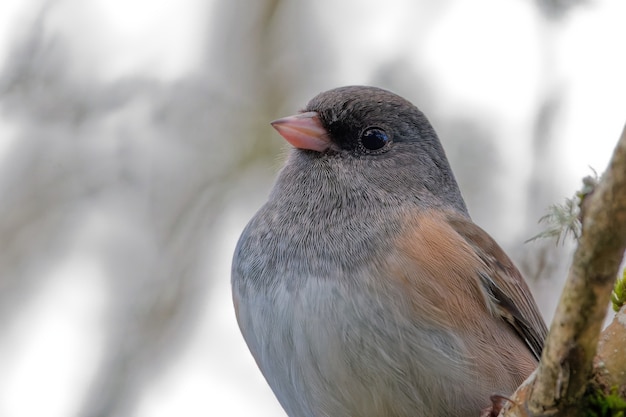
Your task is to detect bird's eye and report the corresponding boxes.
[360,127,390,151]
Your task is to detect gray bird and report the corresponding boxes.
[232,86,547,417]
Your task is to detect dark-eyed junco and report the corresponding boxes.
[232,86,547,417]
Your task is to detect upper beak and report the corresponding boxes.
[270,111,330,152]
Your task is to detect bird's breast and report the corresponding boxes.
[232,203,484,416]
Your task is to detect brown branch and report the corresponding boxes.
[501,124,626,417]
[592,306,626,397]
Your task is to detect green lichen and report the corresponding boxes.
[526,171,599,246]
[584,387,626,417]
[525,197,581,245]
[611,268,626,312]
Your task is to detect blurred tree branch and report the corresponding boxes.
[0,0,329,416]
[501,125,626,416]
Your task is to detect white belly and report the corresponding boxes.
[234,272,487,417]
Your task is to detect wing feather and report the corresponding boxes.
[446,214,548,361]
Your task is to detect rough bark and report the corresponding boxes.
[501,125,626,417]
[592,305,626,398]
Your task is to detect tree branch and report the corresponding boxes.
[593,305,626,398]
[502,124,626,416]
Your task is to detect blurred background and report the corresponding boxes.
[0,0,625,416]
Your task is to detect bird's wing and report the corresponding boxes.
[445,213,548,361]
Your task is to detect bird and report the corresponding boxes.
[231,86,547,417]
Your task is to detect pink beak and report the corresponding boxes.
[271,111,330,152]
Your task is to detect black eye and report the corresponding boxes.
[360,128,390,151]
